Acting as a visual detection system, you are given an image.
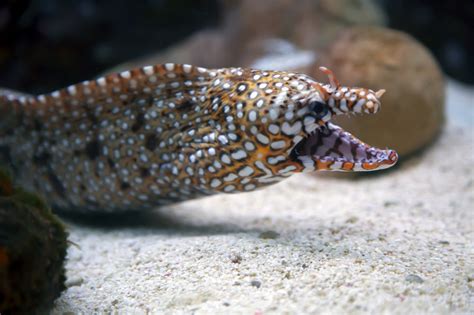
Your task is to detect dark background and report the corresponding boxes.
[0,0,472,93]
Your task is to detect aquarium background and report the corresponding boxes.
[0,1,472,314]
[0,0,472,93]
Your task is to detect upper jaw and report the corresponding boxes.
[325,88,385,116]
[291,121,398,172]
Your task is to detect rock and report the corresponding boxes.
[405,274,424,283]
[0,168,68,314]
[207,0,385,68]
[258,230,280,240]
[65,276,84,288]
[221,0,386,57]
[229,252,243,264]
[313,26,445,158]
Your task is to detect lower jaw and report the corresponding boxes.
[309,153,398,171]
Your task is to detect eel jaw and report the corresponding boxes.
[291,122,398,172]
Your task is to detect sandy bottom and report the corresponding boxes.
[52,81,473,314]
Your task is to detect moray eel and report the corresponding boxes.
[0,64,398,213]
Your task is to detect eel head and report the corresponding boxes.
[285,67,398,172]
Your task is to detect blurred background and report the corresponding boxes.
[0,0,472,158]
[0,0,472,92]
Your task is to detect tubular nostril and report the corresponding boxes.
[375,89,386,99]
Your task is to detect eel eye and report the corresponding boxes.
[311,101,327,116]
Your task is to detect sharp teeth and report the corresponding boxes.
[292,135,303,144]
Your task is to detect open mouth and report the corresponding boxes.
[291,122,398,171]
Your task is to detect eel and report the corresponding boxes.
[0,64,398,213]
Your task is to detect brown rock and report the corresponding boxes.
[221,0,386,54]
[312,26,445,158]
[0,168,68,314]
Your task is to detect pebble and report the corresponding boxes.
[65,276,84,287]
[229,252,243,264]
[405,274,424,284]
[259,231,280,239]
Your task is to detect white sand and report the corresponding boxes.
[52,80,473,314]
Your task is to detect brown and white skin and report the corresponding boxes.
[0,64,398,213]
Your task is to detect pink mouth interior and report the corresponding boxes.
[292,122,398,171]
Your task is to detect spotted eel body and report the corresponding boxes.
[0,63,397,213]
